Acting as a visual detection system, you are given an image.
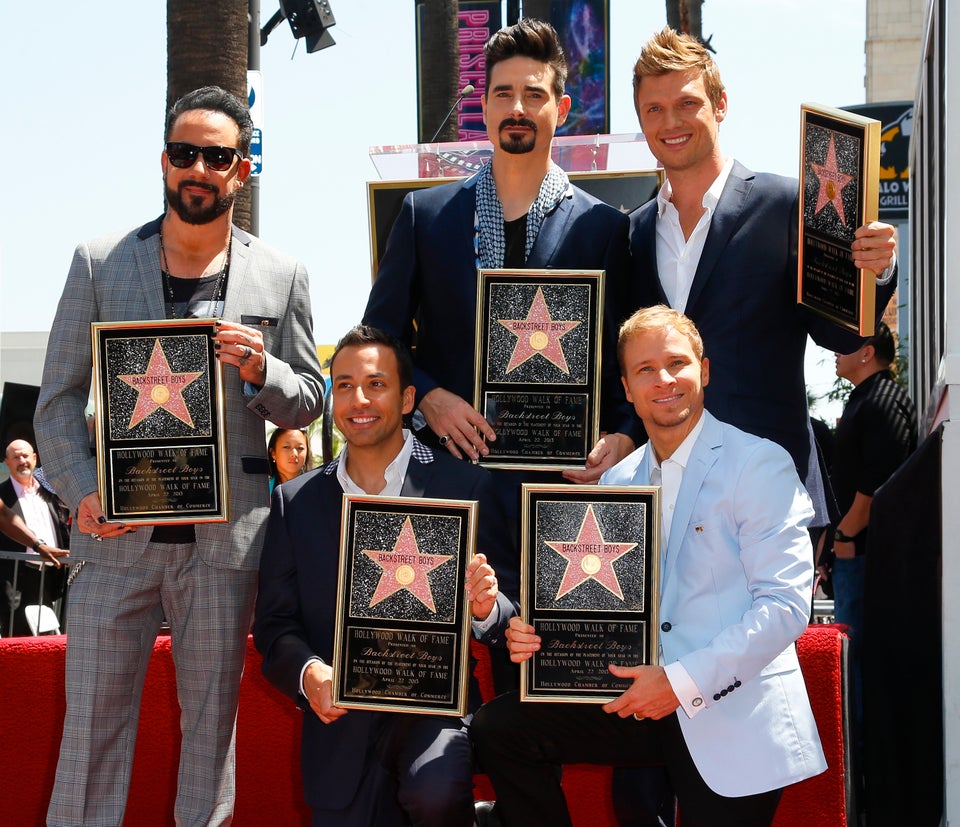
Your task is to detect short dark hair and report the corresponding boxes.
[866,321,896,366]
[165,86,253,156]
[331,325,414,391]
[485,18,567,100]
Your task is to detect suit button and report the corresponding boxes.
[720,689,728,697]
[661,622,672,633]
[713,693,722,701]
[727,684,735,692]
[734,679,741,688]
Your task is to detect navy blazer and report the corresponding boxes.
[363,172,635,437]
[253,439,517,809]
[628,161,897,476]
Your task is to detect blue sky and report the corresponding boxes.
[1,0,869,418]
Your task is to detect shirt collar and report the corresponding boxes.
[650,413,706,473]
[656,156,735,218]
[10,475,38,497]
[335,429,416,496]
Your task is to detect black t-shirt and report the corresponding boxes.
[151,271,227,544]
[503,215,528,268]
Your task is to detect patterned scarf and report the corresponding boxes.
[474,160,571,268]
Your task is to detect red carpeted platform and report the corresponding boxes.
[0,625,850,826]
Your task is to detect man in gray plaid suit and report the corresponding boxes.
[35,86,325,826]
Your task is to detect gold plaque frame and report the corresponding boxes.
[473,269,604,471]
[332,494,477,716]
[520,484,660,704]
[798,103,881,335]
[91,318,228,525]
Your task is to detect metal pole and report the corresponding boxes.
[248,0,261,237]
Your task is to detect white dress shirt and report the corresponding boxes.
[11,476,57,548]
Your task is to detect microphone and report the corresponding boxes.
[428,84,476,143]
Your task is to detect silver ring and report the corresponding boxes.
[439,435,450,446]
[633,713,645,721]
[90,533,102,542]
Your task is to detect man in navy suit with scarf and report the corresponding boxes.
[364,18,636,499]
[254,325,517,827]
[618,28,898,826]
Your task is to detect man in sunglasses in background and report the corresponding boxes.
[35,86,325,827]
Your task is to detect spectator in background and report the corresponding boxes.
[268,427,312,493]
[0,439,70,636]
[830,321,916,726]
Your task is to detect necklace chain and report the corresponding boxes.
[159,227,230,319]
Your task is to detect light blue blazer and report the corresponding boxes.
[601,411,827,796]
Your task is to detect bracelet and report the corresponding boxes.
[31,538,47,552]
[833,528,856,543]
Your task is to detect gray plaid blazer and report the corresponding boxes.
[35,216,326,571]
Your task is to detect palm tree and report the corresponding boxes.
[415,0,460,143]
[666,0,702,37]
[167,0,252,231]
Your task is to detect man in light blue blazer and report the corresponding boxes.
[35,87,325,826]
[473,306,826,826]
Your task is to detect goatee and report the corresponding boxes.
[498,117,537,155]
[165,180,236,225]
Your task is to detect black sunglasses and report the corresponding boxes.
[165,142,243,172]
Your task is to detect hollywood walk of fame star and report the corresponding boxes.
[363,516,452,612]
[545,505,638,601]
[810,132,855,226]
[117,338,203,429]
[499,287,581,374]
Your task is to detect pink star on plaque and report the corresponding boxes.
[363,517,452,612]
[545,505,637,600]
[810,133,855,226]
[499,287,581,374]
[117,339,203,429]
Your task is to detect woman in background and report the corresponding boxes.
[268,428,311,493]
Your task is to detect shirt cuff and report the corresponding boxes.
[664,660,706,719]
[875,251,897,285]
[299,656,324,696]
[471,602,500,637]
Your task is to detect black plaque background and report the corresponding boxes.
[521,484,659,703]
[92,320,227,525]
[799,106,878,334]
[332,495,475,716]
[474,271,603,471]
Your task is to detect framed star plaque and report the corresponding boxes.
[520,484,660,703]
[91,319,228,525]
[332,494,477,716]
[474,270,604,470]
[798,103,881,335]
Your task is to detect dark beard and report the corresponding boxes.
[498,117,537,155]
[165,180,236,225]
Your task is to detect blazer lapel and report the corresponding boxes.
[685,163,754,313]
[133,218,169,320]
[222,226,253,321]
[399,452,431,498]
[662,413,721,583]
[526,196,574,267]
[634,204,668,305]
